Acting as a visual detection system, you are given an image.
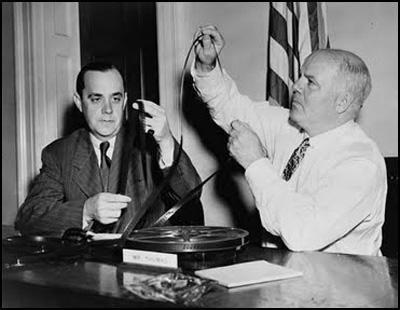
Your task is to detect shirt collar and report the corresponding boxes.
[308,120,356,148]
[89,133,116,152]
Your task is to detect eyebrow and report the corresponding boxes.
[87,92,123,98]
[88,93,102,98]
[303,73,315,80]
[304,73,320,86]
[111,92,123,97]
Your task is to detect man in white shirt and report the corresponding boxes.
[191,25,387,256]
[15,62,204,236]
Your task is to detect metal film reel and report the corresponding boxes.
[125,226,249,253]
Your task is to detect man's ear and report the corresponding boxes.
[335,92,353,114]
[73,92,83,112]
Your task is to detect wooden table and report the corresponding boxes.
[2,226,398,308]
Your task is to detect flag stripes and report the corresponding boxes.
[267,2,330,108]
[308,2,319,51]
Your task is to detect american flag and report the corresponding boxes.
[266,2,330,108]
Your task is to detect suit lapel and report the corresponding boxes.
[72,130,103,197]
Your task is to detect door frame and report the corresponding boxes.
[14,2,36,206]
[13,2,81,206]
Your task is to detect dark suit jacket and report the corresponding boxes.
[15,125,204,237]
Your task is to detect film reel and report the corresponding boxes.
[126,226,249,253]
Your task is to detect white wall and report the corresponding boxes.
[157,2,398,227]
[327,2,398,156]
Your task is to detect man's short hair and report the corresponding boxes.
[316,49,372,107]
[76,62,125,97]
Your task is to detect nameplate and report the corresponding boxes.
[122,249,178,269]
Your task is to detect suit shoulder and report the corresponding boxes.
[43,128,87,156]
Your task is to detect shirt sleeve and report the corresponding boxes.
[191,61,289,160]
[245,156,380,252]
[191,61,259,133]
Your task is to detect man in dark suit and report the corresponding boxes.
[15,62,204,237]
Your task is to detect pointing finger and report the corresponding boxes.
[108,202,129,210]
[102,193,132,203]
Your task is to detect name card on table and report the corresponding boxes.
[122,249,178,269]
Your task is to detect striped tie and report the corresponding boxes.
[100,141,111,191]
[282,138,310,181]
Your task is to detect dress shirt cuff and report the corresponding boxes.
[82,200,93,230]
[158,140,175,169]
[190,60,225,102]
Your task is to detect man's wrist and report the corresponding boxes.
[244,148,268,169]
[195,60,216,74]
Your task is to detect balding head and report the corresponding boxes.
[291,48,372,136]
[307,49,372,108]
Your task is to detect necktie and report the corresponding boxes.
[100,141,111,191]
[282,137,310,181]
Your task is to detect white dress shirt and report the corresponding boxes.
[191,63,387,256]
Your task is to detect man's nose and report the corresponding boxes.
[102,100,113,114]
[292,77,303,94]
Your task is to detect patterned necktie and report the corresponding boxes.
[100,141,111,191]
[282,137,310,181]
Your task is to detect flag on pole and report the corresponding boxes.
[266,2,330,108]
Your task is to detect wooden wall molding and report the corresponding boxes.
[13,2,80,206]
[14,2,36,206]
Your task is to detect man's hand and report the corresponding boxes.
[132,99,175,154]
[84,193,131,225]
[228,120,267,169]
[194,25,225,73]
